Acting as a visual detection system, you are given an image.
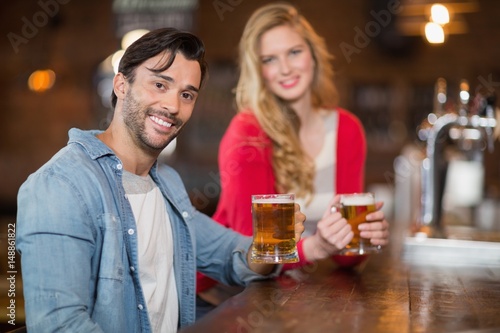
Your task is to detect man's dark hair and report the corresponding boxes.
[111,27,208,108]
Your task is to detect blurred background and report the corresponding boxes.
[1,0,500,329]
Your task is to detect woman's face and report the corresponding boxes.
[259,24,315,104]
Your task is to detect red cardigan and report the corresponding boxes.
[197,108,367,293]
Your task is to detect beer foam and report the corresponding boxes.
[253,198,294,204]
[341,194,374,206]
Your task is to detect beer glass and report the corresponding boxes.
[250,194,299,263]
[332,192,380,255]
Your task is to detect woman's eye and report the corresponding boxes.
[261,57,274,64]
[290,48,302,56]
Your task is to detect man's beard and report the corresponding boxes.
[122,90,182,153]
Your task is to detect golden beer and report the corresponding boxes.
[337,193,378,255]
[251,194,299,263]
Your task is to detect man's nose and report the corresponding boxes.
[160,91,180,114]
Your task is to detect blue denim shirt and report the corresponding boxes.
[17,128,275,333]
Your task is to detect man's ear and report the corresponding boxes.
[113,73,127,100]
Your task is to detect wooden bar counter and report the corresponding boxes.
[181,224,500,333]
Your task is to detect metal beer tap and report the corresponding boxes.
[416,79,497,238]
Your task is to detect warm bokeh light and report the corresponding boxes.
[430,4,450,25]
[121,29,150,50]
[437,92,447,103]
[427,112,438,125]
[459,79,469,92]
[112,49,126,74]
[459,80,470,104]
[459,90,470,103]
[425,22,445,44]
[28,69,56,92]
[99,54,114,74]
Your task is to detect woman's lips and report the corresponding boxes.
[280,76,299,89]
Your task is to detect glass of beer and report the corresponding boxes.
[333,192,380,255]
[250,194,299,264]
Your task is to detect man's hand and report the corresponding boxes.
[294,202,306,242]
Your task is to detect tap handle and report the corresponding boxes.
[433,77,447,115]
[458,79,470,116]
[482,93,496,152]
[486,94,496,117]
[474,92,495,117]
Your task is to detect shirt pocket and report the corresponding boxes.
[96,213,125,282]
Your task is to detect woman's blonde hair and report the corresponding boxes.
[235,2,338,199]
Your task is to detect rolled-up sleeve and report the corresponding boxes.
[193,210,281,286]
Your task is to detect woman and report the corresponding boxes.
[196,2,390,317]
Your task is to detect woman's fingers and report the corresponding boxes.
[359,220,390,245]
[317,213,353,249]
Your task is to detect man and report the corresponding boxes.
[16,28,306,332]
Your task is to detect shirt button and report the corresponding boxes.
[130,266,135,272]
[117,164,123,170]
[138,304,143,310]
[128,229,135,235]
[182,211,189,218]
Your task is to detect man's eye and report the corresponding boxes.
[155,82,164,89]
[181,92,194,100]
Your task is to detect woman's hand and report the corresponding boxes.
[302,195,390,262]
[359,201,390,247]
[302,195,354,261]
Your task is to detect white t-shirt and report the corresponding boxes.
[295,110,338,237]
[122,171,178,332]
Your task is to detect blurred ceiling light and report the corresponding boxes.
[121,29,150,50]
[111,29,149,75]
[397,1,477,43]
[28,69,56,92]
[112,49,126,74]
[425,22,445,44]
[99,54,114,74]
[430,4,450,25]
[437,91,447,104]
[427,112,438,124]
[459,79,470,104]
[459,90,470,104]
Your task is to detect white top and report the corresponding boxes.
[295,110,338,237]
[122,171,178,333]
